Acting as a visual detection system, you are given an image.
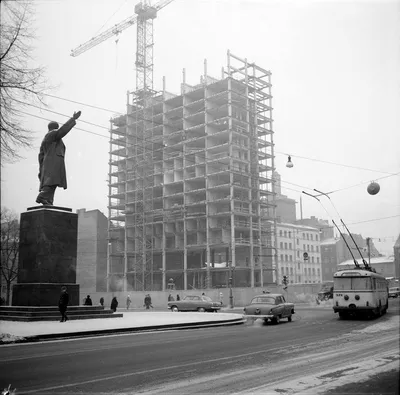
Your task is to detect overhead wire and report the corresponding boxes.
[23,95,400,198]
[41,91,398,176]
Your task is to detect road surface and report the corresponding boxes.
[1,300,399,394]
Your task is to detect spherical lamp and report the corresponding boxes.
[367,181,380,195]
[286,155,294,168]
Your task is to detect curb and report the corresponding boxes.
[0,317,246,345]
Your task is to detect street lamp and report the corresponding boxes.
[286,155,294,168]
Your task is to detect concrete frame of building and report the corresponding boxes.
[107,51,278,292]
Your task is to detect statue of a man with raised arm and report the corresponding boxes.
[36,111,82,206]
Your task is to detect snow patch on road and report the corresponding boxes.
[351,315,399,334]
[0,333,26,344]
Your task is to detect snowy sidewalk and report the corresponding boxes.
[0,311,245,343]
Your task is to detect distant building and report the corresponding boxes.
[296,216,334,241]
[275,223,322,284]
[337,256,396,278]
[76,209,108,296]
[394,234,400,278]
[273,171,297,224]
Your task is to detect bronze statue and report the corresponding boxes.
[36,111,81,205]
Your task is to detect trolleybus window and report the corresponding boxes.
[334,277,372,290]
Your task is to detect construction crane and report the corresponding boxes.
[71,0,175,95]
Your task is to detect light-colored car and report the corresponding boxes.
[243,293,295,324]
[389,287,400,298]
[168,295,221,312]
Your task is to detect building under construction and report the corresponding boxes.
[108,51,277,292]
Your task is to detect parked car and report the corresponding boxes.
[168,295,222,312]
[243,294,295,324]
[389,287,400,298]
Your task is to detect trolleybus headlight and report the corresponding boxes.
[344,295,349,301]
[355,295,360,300]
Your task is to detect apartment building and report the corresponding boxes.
[108,52,277,292]
[276,223,322,284]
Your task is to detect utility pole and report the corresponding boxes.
[366,237,371,266]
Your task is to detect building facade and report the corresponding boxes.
[275,223,322,284]
[394,234,400,279]
[108,52,277,291]
[76,209,108,296]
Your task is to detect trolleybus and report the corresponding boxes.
[333,268,389,319]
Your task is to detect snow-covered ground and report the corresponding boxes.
[0,311,243,338]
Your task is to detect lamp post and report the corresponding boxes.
[229,276,233,308]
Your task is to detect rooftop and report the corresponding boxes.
[338,255,395,266]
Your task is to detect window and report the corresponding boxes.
[281,267,284,275]
[316,234,319,241]
[280,254,284,261]
[303,244,306,250]
[334,277,372,290]
[289,255,293,261]
[288,232,291,238]
[284,231,287,237]
[307,245,310,251]
[316,246,319,252]
[312,268,315,275]
[297,251,300,257]
[286,267,289,274]
[285,254,288,262]
[307,233,309,240]
[308,268,312,275]
[297,239,299,245]
[290,267,293,275]
[302,233,305,239]
[279,230,283,237]
[310,234,313,241]
[289,243,292,249]
[317,257,320,264]
[280,242,283,249]
[284,242,288,249]
[311,245,314,252]
[317,268,320,276]
[311,256,315,263]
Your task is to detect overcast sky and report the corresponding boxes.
[1,0,399,255]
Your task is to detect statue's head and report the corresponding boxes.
[48,121,59,131]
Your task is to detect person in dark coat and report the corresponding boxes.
[99,297,104,307]
[110,297,118,313]
[144,294,153,309]
[59,286,69,322]
[36,111,81,205]
[176,294,180,301]
[168,294,174,302]
[84,295,92,306]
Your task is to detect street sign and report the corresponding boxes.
[303,252,309,261]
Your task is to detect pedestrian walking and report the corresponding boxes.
[126,295,131,310]
[58,286,69,322]
[168,293,174,302]
[176,294,180,301]
[99,297,104,307]
[144,294,153,309]
[84,295,93,306]
[110,296,118,313]
[219,292,224,305]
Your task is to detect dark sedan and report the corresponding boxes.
[168,295,221,312]
[243,293,295,324]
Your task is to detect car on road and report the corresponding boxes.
[243,293,295,324]
[389,287,400,298]
[168,295,222,312]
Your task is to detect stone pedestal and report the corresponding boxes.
[12,206,80,306]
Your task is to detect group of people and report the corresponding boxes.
[167,294,180,302]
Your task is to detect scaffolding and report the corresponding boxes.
[108,51,277,292]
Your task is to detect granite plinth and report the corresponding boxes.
[12,283,79,306]
[17,208,78,284]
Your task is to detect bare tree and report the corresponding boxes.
[0,0,48,163]
[0,207,19,305]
